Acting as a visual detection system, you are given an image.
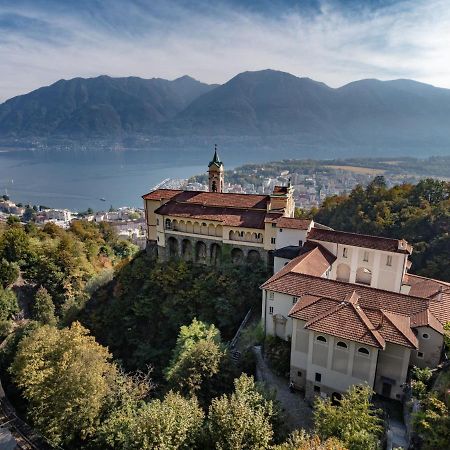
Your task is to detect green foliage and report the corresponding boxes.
[113,240,139,259]
[95,391,204,450]
[10,322,117,446]
[274,429,347,450]
[0,285,19,321]
[0,258,19,287]
[264,335,291,377]
[443,322,450,353]
[413,395,450,450]
[207,374,274,450]
[32,286,57,326]
[165,319,225,399]
[0,223,32,264]
[313,385,383,450]
[314,178,450,280]
[411,366,433,384]
[80,254,268,378]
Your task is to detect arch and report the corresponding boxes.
[193,222,200,234]
[210,243,221,265]
[186,221,193,233]
[231,247,244,264]
[165,218,172,230]
[195,241,207,264]
[167,236,178,258]
[336,341,348,349]
[172,219,178,231]
[316,335,327,343]
[336,263,350,282]
[244,232,252,242]
[208,224,216,236]
[358,347,370,355]
[181,239,193,261]
[178,220,186,232]
[229,230,235,240]
[356,267,372,285]
[215,225,223,237]
[247,249,261,263]
[201,222,208,235]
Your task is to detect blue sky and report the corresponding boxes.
[0,0,449,101]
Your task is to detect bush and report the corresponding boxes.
[264,335,291,377]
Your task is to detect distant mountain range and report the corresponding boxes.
[1,69,450,154]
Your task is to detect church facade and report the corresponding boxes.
[142,148,295,265]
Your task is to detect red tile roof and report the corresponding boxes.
[308,228,412,254]
[276,217,312,230]
[155,202,269,229]
[142,189,182,201]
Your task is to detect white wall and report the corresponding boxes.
[262,290,296,339]
[276,228,308,249]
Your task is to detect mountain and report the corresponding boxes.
[0,75,216,137]
[1,69,450,153]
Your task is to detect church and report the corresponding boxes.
[142,147,295,265]
[142,148,450,403]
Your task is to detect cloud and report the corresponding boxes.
[0,0,449,101]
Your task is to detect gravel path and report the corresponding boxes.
[253,346,313,433]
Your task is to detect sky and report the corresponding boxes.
[0,0,449,101]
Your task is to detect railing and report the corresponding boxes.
[229,309,252,350]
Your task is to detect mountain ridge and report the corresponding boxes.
[1,69,449,154]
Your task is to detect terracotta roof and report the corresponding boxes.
[142,189,182,201]
[404,273,450,298]
[308,228,412,254]
[411,310,444,334]
[276,217,312,230]
[263,270,430,317]
[155,202,269,229]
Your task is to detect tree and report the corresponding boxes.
[165,319,225,401]
[413,395,450,450]
[207,374,274,450]
[313,385,382,450]
[0,258,19,288]
[10,322,117,446]
[0,285,19,321]
[274,429,347,450]
[32,286,57,325]
[0,224,31,264]
[95,391,204,450]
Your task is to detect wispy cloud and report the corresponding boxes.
[0,0,449,101]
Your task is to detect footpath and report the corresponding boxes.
[253,345,313,433]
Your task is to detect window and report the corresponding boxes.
[422,333,429,339]
[386,255,392,266]
[297,371,302,377]
[165,219,171,229]
[343,247,348,258]
[315,372,322,382]
[157,218,159,226]
[292,296,298,305]
[280,228,283,232]
[314,385,321,393]
[336,341,348,349]
[271,237,276,244]
[358,347,370,355]
[272,223,276,228]
[363,251,369,262]
[268,291,274,300]
[316,335,327,343]
[299,240,303,247]
[417,351,424,358]
[269,306,274,315]
[202,222,207,226]
[157,236,159,242]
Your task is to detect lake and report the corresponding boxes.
[0,146,287,211]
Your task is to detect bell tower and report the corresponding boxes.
[208,144,224,193]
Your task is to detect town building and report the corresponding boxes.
[261,221,449,402]
[142,149,295,265]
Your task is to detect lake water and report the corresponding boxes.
[0,146,284,211]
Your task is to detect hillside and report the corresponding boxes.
[0,75,216,137]
[1,70,450,153]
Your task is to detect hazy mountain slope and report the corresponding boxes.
[0,75,215,136]
[0,69,449,153]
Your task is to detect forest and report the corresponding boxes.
[0,178,449,449]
